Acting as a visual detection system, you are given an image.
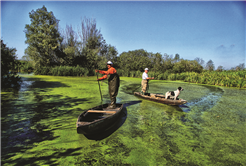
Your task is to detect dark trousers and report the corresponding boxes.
[108,74,120,105]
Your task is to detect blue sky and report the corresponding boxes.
[1,1,245,69]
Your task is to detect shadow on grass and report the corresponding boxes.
[1,77,88,166]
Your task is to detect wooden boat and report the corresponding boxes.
[76,103,124,135]
[134,92,187,105]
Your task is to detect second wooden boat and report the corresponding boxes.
[134,92,187,105]
[76,103,124,135]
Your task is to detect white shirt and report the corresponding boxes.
[142,72,148,80]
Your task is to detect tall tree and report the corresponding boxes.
[150,53,164,72]
[163,53,174,71]
[1,40,21,89]
[205,59,215,71]
[78,17,110,69]
[81,36,102,69]
[78,17,103,49]
[195,57,205,68]
[98,44,118,69]
[173,59,203,73]
[118,49,151,71]
[63,24,78,48]
[235,63,245,71]
[174,54,180,63]
[24,5,62,68]
[60,24,80,66]
[1,40,17,76]
[216,65,224,72]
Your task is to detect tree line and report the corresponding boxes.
[21,5,244,73]
[1,40,22,89]
[19,6,224,73]
[1,5,245,89]
[23,5,118,73]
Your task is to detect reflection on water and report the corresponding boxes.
[20,80,35,91]
[122,83,224,123]
[2,76,244,166]
[123,82,224,108]
[1,79,58,164]
[178,85,224,123]
[1,77,85,165]
[185,85,224,111]
[81,101,143,140]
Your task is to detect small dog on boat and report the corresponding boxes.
[165,87,184,100]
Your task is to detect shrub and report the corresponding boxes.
[34,66,90,76]
[168,73,177,80]
[33,65,246,88]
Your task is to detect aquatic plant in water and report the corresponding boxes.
[1,76,246,165]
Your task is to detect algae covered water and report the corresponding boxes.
[1,75,246,165]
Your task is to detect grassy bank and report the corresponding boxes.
[33,66,246,88]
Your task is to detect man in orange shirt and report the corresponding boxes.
[95,61,120,109]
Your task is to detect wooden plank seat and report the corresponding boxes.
[87,110,116,114]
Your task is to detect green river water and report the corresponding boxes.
[1,75,246,166]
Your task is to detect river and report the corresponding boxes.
[1,75,246,165]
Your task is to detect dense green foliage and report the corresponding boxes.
[14,60,34,73]
[33,65,92,76]
[22,6,205,75]
[205,59,215,71]
[24,6,118,72]
[1,40,21,89]
[147,70,246,88]
[24,6,63,68]
[179,71,246,88]
[6,5,246,90]
[34,65,246,89]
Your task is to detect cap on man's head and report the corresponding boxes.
[107,61,113,65]
[144,68,149,71]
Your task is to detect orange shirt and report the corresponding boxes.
[98,67,117,80]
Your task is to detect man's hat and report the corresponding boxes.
[144,68,149,70]
[107,61,113,65]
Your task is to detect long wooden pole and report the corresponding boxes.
[97,72,103,107]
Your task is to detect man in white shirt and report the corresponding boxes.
[141,68,154,95]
